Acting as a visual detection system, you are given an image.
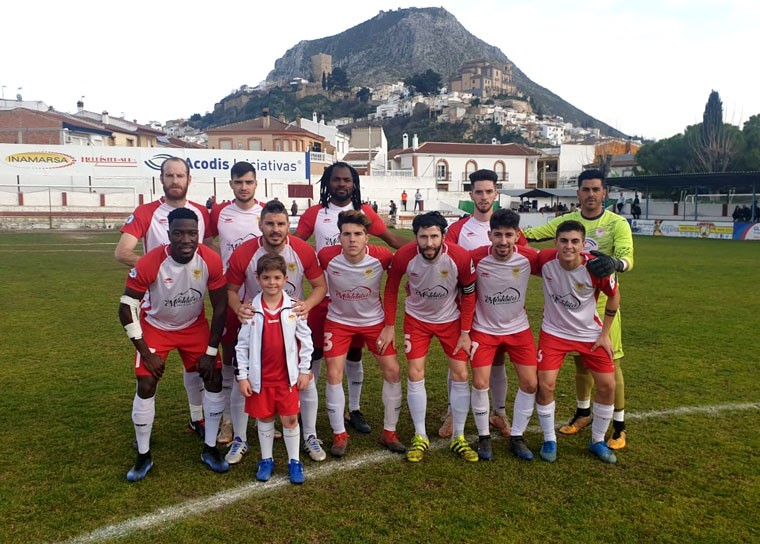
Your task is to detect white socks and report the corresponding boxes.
[300,377,319,439]
[257,419,275,459]
[230,383,248,443]
[183,370,205,421]
[489,364,508,414]
[471,386,490,436]
[382,380,402,431]
[536,401,556,443]
[510,388,535,437]
[325,382,346,434]
[407,379,427,439]
[283,425,301,462]
[203,390,225,448]
[345,358,364,412]
[221,363,235,421]
[132,394,155,455]
[592,402,614,444]
[450,380,470,438]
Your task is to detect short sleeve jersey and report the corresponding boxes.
[125,244,225,331]
[521,209,634,270]
[471,245,539,335]
[446,216,491,250]
[120,197,210,253]
[226,235,321,302]
[386,241,476,325]
[209,200,264,270]
[296,202,387,253]
[536,249,618,342]
[318,244,393,327]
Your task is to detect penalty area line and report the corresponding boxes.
[61,401,760,544]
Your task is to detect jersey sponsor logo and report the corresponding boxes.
[484,288,520,305]
[164,277,174,285]
[285,281,296,296]
[551,292,581,310]
[163,288,203,307]
[128,268,138,278]
[414,285,449,299]
[324,233,340,246]
[159,217,168,225]
[335,286,371,301]
[226,233,256,253]
[125,214,135,225]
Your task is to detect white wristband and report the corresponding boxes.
[205,346,218,356]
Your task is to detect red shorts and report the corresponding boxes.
[134,317,221,377]
[221,306,241,345]
[404,313,468,362]
[323,319,397,358]
[308,299,362,355]
[244,383,300,419]
[470,328,537,368]
[536,330,615,373]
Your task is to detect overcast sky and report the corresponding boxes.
[4,0,755,140]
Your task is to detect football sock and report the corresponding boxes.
[536,401,556,442]
[511,388,535,437]
[471,386,490,436]
[257,419,275,459]
[345,358,364,412]
[132,393,155,455]
[576,398,591,410]
[591,402,614,444]
[382,380,402,432]
[230,383,248,443]
[300,377,319,439]
[450,380,470,438]
[489,364,508,414]
[325,382,346,434]
[203,390,225,448]
[183,370,205,420]
[407,379,428,439]
[221,363,235,420]
[612,411,626,436]
[283,424,300,462]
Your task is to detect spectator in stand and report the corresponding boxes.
[414,189,423,212]
[291,200,298,217]
[401,190,408,211]
[617,192,625,213]
[389,200,397,219]
[372,201,379,213]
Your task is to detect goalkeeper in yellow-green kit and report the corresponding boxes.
[517,169,633,450]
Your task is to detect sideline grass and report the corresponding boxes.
[0,231,758,543]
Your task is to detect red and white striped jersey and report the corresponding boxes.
[318,244,393,327]
[537,249,618,342]
[125,244,225,331]
[120,197,210,253]
[296,202,387,253]
[209,200,264,270]
[226,235,322,303]
[384,241,476,327]
[447,216,490,250]
[471,245,539,335]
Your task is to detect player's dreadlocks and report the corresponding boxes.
[318,162,363,210]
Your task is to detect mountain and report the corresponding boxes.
[267,7,625,138]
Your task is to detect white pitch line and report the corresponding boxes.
[60,401,760,544]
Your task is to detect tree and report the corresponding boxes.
[735,115,760,170]
[356,87,371,103]
[635,132,694,175]
[404,69,442,96]
[690,90,740,172]
[327,67,349,92]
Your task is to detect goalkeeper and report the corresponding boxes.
[518,169,634,450]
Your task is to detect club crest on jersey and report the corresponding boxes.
[193,269,202,280]
[364,269,374,279]
[288,262,297,273]
[125,214,135,225]
[288,313,297,322]
[512,268,521,279]
[439,270,449,279]
[575,282,586,292]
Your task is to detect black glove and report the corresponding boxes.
[588,250,624,277]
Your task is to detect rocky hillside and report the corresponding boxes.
[267,7,624,137]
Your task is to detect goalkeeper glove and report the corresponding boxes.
[588,250,624,277]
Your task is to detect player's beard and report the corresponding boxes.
[420,244,442,261]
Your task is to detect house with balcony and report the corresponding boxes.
[389,137,541,192]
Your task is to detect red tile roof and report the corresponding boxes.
[208,116,322,139]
